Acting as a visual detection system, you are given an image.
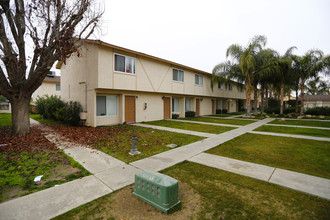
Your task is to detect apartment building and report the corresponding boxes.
[58,40,253,127]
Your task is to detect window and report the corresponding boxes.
[185,98,191,112]
[96,95,118,116]
[172,98,180,112]
[237,85,244,93]
[56,84,61,91]
[218,82,223,89]
[316,101,322,107]
[195,74,203,85]
[114,54,136,74]
[0,103,9,110]
[173,69,184,82]
[225,83,233,91]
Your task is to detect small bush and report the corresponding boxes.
[55,101,82,126]
[35,95,65,120]
[305,107,330,116]
[266,107,299,114]
[185,111,195,117]
[172,114,179,119]
[216,109,227,114]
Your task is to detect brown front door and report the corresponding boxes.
[196,99,200,116]
[236,100,238,112]
[212,100,215,114]
[125,96,136,123]
[164,97,170,119]
[227,101,230,113]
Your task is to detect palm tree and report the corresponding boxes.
[212,35,267,115]
[273,46,297,115]
[292,50,329,115]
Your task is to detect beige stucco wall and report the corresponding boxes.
[60,42,256,127]
[32,82,61,102]
[304,100,330,109]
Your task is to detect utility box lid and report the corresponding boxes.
[133,170,180,214]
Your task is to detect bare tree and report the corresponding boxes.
[0,0,102,135]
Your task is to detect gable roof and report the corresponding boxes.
[304,94,330,101]
[57,39,211,76]
[43,76,60,83]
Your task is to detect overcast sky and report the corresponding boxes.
[93,0,330,74]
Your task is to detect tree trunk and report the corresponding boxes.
[300,78,305,115]
[253,84,258,115]
[260,84,265,114]
[245,81,251,116]
[11,96,31,135]
[295,88,299,113]
[265,87,269,110]
[280,82,284,115]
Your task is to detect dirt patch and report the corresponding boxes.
[43,165,81,182]
[87,181,202,220]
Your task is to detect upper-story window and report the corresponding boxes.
[225,83,233,91]
[173,68,184,82]
[114,54,136,74]
[218,82,223,89]
[237,85,244,93]
[56,84,61,91]
[195,74,203,86]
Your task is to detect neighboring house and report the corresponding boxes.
[58,39,256,127]
[0,101,11,114]
[304,95,330,109]
[31,73,61,103]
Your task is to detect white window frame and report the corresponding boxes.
[185,98,191,112]
[195,74,203,86]
[172,68,184,82]
[114,53,136,74]
[172,97,180,113]
[96,95,118,116]
[55,84,61,91]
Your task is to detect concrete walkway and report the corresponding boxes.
[250,131,330,142]
[188,153,330,200]
[132,123,216,137]
[264,123,330,130]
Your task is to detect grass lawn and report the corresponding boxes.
[0,127,89,203]
[51,125,204,163]
[269,119,330,128]
[180,116,254,126]
[54,162,330,219]
[30,114,62,125]
[142,120,236,134]
[206,133,330,179]
[0,113,11,127]
[254,125,330,138]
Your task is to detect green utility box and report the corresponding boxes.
[133,170,181,214]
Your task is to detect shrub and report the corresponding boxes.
[185,111,195,117]
[35,95,65,120]
[216,109,227,114]
[265,107,299,115]
[55,101,82,126]
[172,114,179,119]
[268,98,280,108]
[305,107,330,116]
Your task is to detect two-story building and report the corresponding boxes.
[58,40,253,127]
[31,73,61,102]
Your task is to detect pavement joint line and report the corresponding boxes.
[92,174,115,191]
[249,131,330,141]
[268,168,277,182]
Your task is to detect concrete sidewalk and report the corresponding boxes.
[188,153,330,200]
[250,131,330,141]
[130,118,274,171]
[132,123,216,137]
[264,123,330,130]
